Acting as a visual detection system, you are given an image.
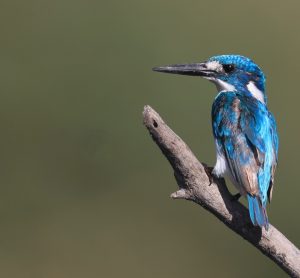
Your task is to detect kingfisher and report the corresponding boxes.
[153,54,279,229]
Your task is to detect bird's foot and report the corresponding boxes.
[231,193,241,202]
[203,164,216,186]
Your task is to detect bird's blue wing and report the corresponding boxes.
[266,111,279,201]
[239,96,278,203]
[212,92,278,204]
[212,92,278,228]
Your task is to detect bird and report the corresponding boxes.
[153,54,279,230]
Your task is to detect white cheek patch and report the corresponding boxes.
[206,61,223,73]
[213,79,236,92]
[247,81,265,103]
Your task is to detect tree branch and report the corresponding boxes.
[143,105,300,277]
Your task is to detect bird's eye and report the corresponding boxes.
[223,64,235,73]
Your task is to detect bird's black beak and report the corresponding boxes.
[152,63,215,77]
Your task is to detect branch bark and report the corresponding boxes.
[143,105,300,277]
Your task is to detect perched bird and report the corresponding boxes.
[153,55,278,229]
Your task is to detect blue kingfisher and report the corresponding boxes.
[153,54,279,229]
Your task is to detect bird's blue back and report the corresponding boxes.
[212,91,278,228]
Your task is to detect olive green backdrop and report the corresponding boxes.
[0,0,299,277]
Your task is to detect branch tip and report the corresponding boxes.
[170,189,188,199]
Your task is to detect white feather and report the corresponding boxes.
[214,79,236,92]
[212,145,228,177]
[247,81,265,103]
[212,145,245,194]
[206,61,223,73]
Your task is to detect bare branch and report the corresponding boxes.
[143,105,300,277]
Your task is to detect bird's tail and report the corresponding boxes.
[247,195,269,230]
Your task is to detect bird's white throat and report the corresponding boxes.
[214,79,237,92]
[208,78,265,104]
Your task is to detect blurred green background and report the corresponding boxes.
[0,0,298,277]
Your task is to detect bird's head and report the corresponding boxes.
[153,54,267,104]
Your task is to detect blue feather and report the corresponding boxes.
[212,91,278,228]
[247,195,269,229]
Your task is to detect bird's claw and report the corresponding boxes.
[203,164,216,186]
[231,193,241,202]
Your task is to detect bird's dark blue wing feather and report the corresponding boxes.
[212,92,278,205]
